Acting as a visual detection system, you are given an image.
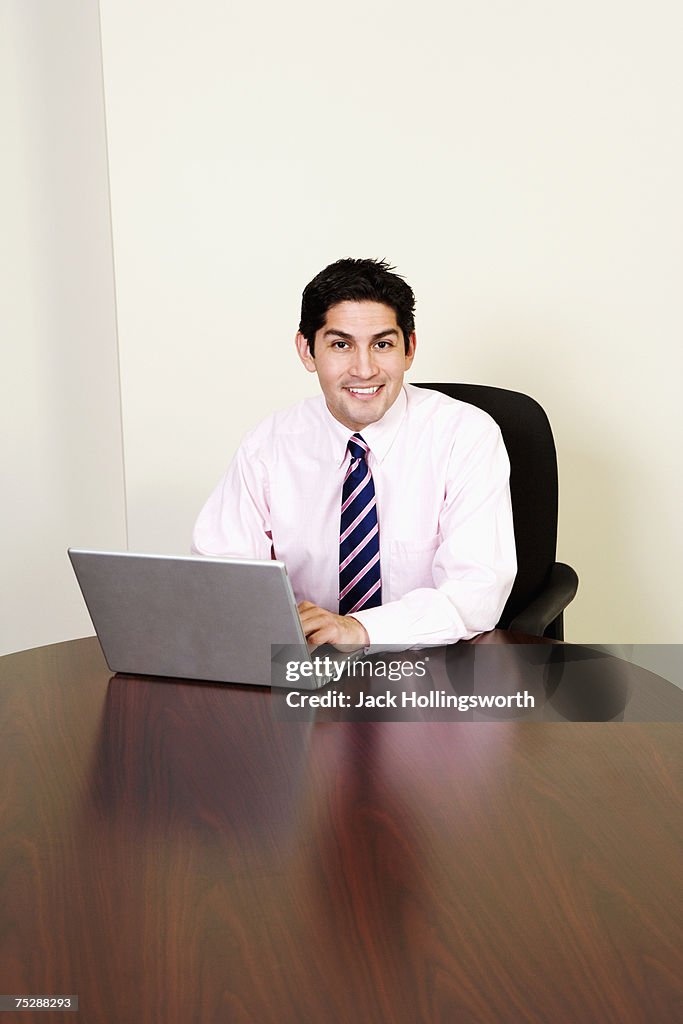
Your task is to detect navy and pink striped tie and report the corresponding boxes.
[339,434,382,616]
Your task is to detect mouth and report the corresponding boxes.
[343,385,384,400]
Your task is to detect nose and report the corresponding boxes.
[349,347,378,379]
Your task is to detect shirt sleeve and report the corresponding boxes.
[352,418,517,650]
[191,441,273,560]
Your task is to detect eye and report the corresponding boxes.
[332,340,349,350]
[375,340,394,350]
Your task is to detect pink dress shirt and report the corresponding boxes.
[192,384,516,647]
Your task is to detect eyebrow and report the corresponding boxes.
[323,328,400,341]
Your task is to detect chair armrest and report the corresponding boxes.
[508,562,579,637]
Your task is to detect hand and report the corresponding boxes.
[297,602,370,652]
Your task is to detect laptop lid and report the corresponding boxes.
[68,549,315,688]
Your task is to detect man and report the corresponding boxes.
[193,258,516,650]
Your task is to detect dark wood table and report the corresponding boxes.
[1,634,681,1023]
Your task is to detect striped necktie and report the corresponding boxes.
[339,433,382,616]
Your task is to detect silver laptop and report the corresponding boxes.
[68,549,341,689]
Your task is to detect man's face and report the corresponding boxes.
[295,301,416,432]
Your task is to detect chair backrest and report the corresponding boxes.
[413,383,558,629]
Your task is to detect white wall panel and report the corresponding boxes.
[1,1,126,655]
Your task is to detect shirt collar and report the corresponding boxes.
[323,386,408,467]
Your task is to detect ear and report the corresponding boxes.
[404,331,417,370]
[295,331,317,373]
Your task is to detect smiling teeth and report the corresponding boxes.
[348,386,381,394]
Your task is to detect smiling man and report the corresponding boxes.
[192,258,516,651]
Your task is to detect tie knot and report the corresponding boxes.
[348,433,369,462]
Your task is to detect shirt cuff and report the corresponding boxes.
[351,601,439,655]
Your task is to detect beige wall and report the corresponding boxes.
[100,0,682,643]
[0,1,126,655]
[3,1,681,654]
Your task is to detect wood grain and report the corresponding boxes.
[0,636,681,1023]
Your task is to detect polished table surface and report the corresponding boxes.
[1,634,681,1023]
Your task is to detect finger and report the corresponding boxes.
[302,618,333,641]
[299,609,332,632]
[298,609,322,630]
[298,606,327,628]
[306,624,337,648]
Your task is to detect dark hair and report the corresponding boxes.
[299,258,416,355]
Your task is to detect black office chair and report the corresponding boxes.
[414,383,578,640]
